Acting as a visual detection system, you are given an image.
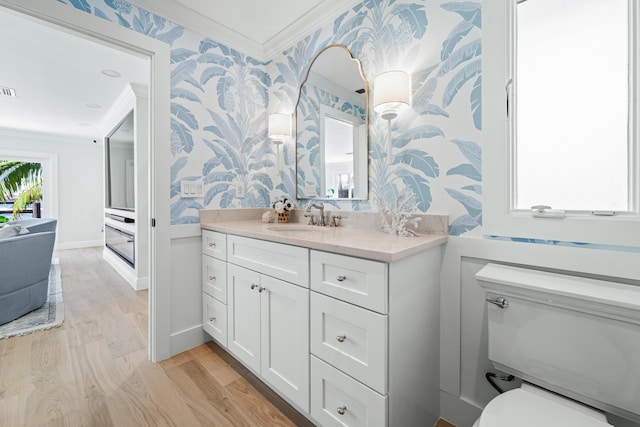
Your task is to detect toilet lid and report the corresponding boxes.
[478,388,613,427]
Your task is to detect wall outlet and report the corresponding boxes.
[305,184,316,195]
[236,184,245,198]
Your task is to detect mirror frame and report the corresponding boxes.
[294,44,369,201]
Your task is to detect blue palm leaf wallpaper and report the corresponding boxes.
[58,0,485,235]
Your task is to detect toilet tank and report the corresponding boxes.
[476,263,640,423]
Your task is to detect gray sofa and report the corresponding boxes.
[0,218,57,325]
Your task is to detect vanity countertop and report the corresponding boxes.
[200,220,447,262]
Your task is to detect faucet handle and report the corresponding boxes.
[304,213,315,225]
[330,215,343,227]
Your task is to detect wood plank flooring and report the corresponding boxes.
[0,246,455,427]
[0,247,303,426]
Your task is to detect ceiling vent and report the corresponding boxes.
[1,87,16,98]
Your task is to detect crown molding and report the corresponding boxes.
[262,0,362,60]
[130,0,265,60]
[130,0,361,62]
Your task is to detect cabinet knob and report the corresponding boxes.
[250,284,257,290]
[336,335,347,343]
[208,242,216,247]
[258,286,267,293]
[337,406,347,415]
[208,317,216,322]
[336,275,346,282]
[208,275,216,281]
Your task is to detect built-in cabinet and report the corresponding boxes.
[201,228,443,426]
[101,83,149,291]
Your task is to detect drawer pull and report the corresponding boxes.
[208,242,216,247]
[337,406,347,415]
[208,316,216,322]
[208,275,216,281]
[258,286,267,293]
[250,284,257,290]
[336,275,346,282]
[336,335,347,343]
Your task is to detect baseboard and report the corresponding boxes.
[57,239,103,250]
[170,324,208,356]
[103,248,148,290]
[440,391,482,427]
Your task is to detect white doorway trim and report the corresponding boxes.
[0,0,172,361]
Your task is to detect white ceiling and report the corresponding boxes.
[0,1,359,141]
[0,8,149,141]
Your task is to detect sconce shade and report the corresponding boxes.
[373,70,411,120]
[268,113,291,142]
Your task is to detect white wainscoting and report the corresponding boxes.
[440,236,640,427]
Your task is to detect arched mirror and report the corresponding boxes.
[295,45,369,200]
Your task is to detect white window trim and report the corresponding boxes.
[483,0,640,247]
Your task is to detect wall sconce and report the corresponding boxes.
[373,70,411,121]
[373,70,411,165]
[268,113,291,169]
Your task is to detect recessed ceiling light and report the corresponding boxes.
[101,69,121,78]
[86,103,101,108]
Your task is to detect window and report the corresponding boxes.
[515,0,630,212]
[483,0,640,246]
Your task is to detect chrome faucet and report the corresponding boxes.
[306,202,325,226]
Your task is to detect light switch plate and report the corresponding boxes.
[180,179,204,198]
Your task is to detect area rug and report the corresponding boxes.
[0,259,64,339]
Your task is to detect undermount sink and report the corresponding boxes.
[267,225,328,233]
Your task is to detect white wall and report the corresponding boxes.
[440,236,640,427]
[0,129,103,249]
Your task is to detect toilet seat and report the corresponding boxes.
[477,385,612,427]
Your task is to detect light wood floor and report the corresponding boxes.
[0,247,307,426]
[0,246,456,427]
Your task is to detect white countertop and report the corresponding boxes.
[200,220,447,262]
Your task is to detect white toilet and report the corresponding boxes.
[473,263,640,427]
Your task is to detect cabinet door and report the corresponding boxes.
[203,292,227,347]
[202,254,227,302]
[310,250,387,313]
[228,235,309,287]
[260,275,310,412]
[227,264,261,373]
[311,292,387,395]
[202,230,227,260]
[311,356,387,427]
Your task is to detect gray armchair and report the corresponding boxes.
[0,218,57,325]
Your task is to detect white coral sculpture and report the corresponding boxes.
[377,192,421,237]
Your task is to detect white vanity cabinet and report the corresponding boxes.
[201,225,444,427]
[202,230,228,347]
[226,236,310,412]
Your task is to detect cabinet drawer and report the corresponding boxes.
[311,356,387,427]
[311,250,387,313]
[311,292,387,394]
[202,255,227,302]
[228,235,309,287]
[203,292,227,348]
[202,230,227,260]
